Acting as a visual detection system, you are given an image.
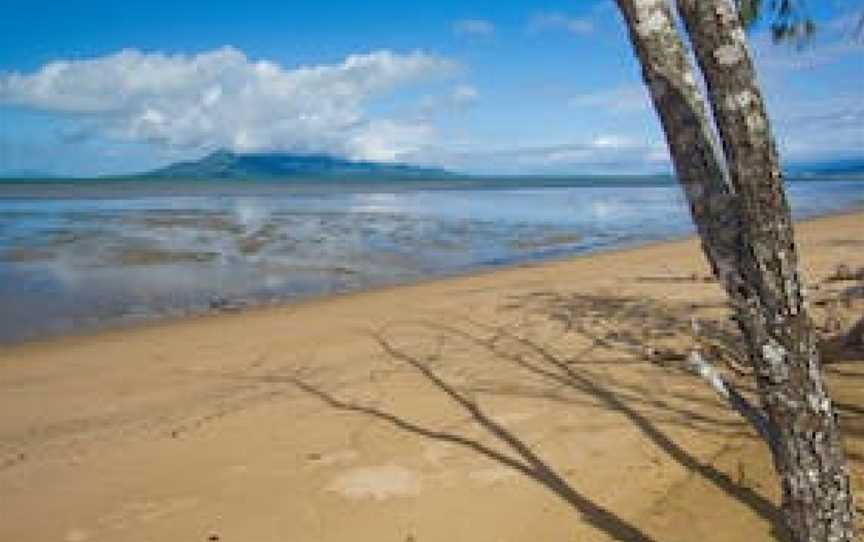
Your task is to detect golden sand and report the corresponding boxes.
[1,212,862,542]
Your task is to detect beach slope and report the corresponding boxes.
[1,212,862,541]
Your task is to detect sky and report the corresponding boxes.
[0,0,861,177]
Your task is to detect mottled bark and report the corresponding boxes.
[612,0,771,444]
[612,0,744,289]
[613,1,855,540]
[689,348,778,449]
[675,2,855,540]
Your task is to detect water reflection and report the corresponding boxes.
[0,178,860,342]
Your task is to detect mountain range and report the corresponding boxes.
[134,152,864,180]
[1,151,862,181]
[141,150,453,180]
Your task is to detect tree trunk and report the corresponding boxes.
[613,1,855,540]
[612,0,744,288]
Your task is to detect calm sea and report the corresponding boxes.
[0,177,861,343]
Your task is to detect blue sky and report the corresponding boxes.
[1,0,862,176]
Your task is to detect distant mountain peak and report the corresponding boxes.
[142,150,452,180]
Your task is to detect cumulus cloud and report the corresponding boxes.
[528,13,594,36]
[0,47,457,161]
[452,19,496,38]
[416,84,479,120]
[348,119,435,162]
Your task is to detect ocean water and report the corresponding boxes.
[0,177,861,343]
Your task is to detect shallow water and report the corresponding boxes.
[0,177,861,343]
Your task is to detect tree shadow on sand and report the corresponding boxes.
[273,287,833,540]
[292,334,660,542]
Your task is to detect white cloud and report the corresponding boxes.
[452,19,496,38]
[592,135,633,149]
[534,138,670,173]
[769,93,864,161]
[754,38,864,72]
[528,13,594,36]
[568,84,651,113]
[419,136,670,174]
[747,11,864,162]
[450,84,479,107]
[348,119,434,162]
[416,84,479,120]
[0,47,457,161]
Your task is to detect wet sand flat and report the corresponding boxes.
[2,178,861,343]
[0,212,862,542]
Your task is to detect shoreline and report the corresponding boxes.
[0,210,861,541]
[3,207,860,350]
[2,231,698,349]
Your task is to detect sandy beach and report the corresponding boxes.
[1,211,862,542]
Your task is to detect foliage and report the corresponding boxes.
[737,0,816,44]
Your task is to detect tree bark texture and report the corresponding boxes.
[613,1,855,540]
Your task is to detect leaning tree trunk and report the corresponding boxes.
[674,2,855,540]
[613,1,855,541]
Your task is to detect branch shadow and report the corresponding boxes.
[282,288,793,540]
[291,332,662,542]
[425,316,783,533]
[244,282,862,541]
[489,286,864,536]
[812,272,864,365]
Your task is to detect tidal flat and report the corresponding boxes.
[0,177,861,343]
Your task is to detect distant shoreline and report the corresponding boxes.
[2,172,863,185]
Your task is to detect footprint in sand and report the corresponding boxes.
[326,465,422,501]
